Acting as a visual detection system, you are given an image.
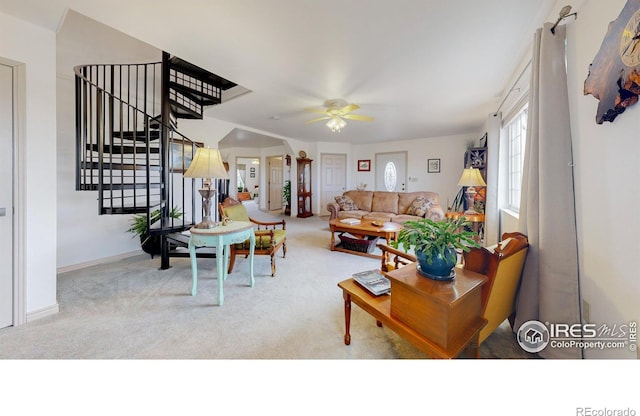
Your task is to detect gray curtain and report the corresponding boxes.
[514,23,582,359]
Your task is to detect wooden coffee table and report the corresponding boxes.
[329,218,402,259]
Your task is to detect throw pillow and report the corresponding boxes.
[334,195,358,211]
[406,196,433,217]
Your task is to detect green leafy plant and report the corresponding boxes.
[391,216,481,264]
[282,180,291,205]
[127,206,183,244]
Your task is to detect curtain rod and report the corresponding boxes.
[493,58,532,116]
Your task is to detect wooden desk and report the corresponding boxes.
[189,221,255,306]
[338,264,487,358]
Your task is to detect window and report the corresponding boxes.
[383,162,397,191]
[505,105,527,211]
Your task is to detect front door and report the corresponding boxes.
[320,153,346,216]
[375,152,407,192]
[268,156,283,211]
[0,63,14,329]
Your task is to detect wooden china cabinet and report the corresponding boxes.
[296,156,313,218]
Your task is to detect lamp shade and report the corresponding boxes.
[457,167,486,187]
[183,147,229,180]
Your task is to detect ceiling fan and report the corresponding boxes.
[305,99,373,132]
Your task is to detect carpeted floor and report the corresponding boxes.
[0,201,536,359]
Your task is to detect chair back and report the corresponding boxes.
[463,232,529,344]
[218,197,250,222]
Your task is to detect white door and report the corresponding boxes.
[320,153,346,215]
[375,152,407,192]
[0,63,14,329]
[268,156,283,211]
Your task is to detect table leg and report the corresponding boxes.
[189,239,198,296]
[216,241,225,306]
[248,230,255,287]
[343,291,352,345]
[330,226,336,251]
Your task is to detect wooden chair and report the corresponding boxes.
[378,243,416,273]
[462,232,529,344]
[218,197,286,277]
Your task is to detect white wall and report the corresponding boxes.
[352,134,473,208]
[0,12,58,319]
[566,0,640,358]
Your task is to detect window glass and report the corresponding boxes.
[505,106,528,211]
[384,162,397,191]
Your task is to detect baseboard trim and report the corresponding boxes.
[27,303,60,322]
[57,250,144,274]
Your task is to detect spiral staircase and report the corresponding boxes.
[75,52,235,268]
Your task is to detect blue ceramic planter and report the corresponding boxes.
[416,247,457,280]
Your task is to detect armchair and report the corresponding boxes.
[462,232,529,344]
[218,197,287,277]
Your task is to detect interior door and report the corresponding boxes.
[268,156,283,211]
[320,153,346,215]
[0,63,14,329]
[375,152,407,192]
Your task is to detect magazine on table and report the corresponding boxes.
[340,218,361,225]
[352,269,390,296]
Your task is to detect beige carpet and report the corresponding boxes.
[0,201,534,359]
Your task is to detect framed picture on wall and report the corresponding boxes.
[250,173,255,178]
[358,160,371,171]
[170,139,204,173]
[427,158,440,173]
[250,167,256,173]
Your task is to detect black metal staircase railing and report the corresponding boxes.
[74,53,234,269]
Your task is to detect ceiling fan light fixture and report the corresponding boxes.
[326,116,346,132]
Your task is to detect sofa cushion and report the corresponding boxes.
[398,192,440,214]
[337,210,369,220]
[371,192,399,214]
[334,195,358,211]
[392,214,424,224]
[344,191,373,211]
[363,212,395,222]
[406,196,433,217]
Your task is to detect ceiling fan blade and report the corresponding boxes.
[342,114,373,122]
[305,116,330,124]
[338,103,360,114]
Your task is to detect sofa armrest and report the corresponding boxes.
[425,205,445,221]
[327,202,340,220]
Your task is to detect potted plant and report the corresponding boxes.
[127,206,183,256]
[282,180,291,216]
[390,216,481,280]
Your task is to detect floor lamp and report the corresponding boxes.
[183,147,229,228]
[457,167,486,215]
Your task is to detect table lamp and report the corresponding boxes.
[457,167,486,215]
[183,147,229,228]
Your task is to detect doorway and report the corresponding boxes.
[235,156,260,203]
[267,156,283,212]
[375,152,407,192]
[0,63,14,329]
[320,153,346,216]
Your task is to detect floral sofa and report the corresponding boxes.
[327,190,445,224]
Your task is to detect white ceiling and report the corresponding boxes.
[1,0,562,146]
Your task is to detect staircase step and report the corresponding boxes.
[170,82,221,106]
[83,161,161,171]
[87,144,160,154]
[81,183,162,191]
[113,130,161,141]
[169,56,237,91]
[170,103,202,120]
